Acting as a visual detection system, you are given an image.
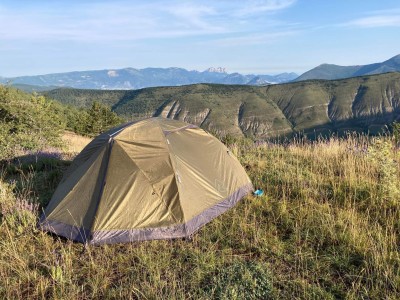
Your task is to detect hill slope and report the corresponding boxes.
[44,72,400,138]
[295,54,400,81]
[0,68,298,90]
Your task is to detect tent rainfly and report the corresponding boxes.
[39,117,253,244]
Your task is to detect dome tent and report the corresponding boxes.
[39,117,253,244]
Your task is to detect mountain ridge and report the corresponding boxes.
[0,67,298,90]
[3,54,400,90]
[295,54,400,81]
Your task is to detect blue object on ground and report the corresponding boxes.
[253,189,264,196]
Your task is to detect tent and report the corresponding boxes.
[39,117,253,244]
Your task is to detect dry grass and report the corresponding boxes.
[61,131,92,156]
[0,133,399,299]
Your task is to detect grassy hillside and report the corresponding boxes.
[43,72,400,138]
[0,131,399,299]
[1,87,399,298]
[43,88,130,108]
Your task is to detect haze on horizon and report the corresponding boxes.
[1,0,400,77]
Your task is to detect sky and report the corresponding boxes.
[1,0,400,77]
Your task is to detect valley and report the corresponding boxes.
[43,72,400,139]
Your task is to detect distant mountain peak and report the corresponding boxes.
[387,54,400,60]
[107,70,119,77]
[205,67,227,74]
[385,54,400,65]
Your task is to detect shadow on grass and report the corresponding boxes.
[1,151,72,208]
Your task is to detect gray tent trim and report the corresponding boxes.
[39,215,91,243]
[39,183,253,245]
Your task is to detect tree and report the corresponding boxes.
[86,101,123,136]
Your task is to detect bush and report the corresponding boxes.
[0,86,64,159]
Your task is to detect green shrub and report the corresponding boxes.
[0,86,64,159]
[202,261,273,300]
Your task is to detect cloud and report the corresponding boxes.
[348,15,400,28]
[233,0,297,17]
[163,4,221,31]
[0,0,297,42]
[0,1,225,41]
[341,12,400,28]
[211,30,299,47]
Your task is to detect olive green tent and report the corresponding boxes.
[39,117,253,244]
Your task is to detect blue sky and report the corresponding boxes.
[1,0,399,76]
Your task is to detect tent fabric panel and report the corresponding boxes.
[41,144,109,230]
[115,138,173,185]
[115,118,162,143]
[167,127,252,221]
[89,182,253,244]
[116,141,182,222]
[93,141,180,231]
[115,125,184,222]
[64,117,142,182]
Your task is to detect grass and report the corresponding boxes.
[0,132,399,299]
[61,131,91,156]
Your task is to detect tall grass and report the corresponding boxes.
[61,131,92,158]
[0,133,399,299]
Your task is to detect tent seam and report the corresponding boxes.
[87,137,114,243]
[155,119,186,224]
[108,120,137,137]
